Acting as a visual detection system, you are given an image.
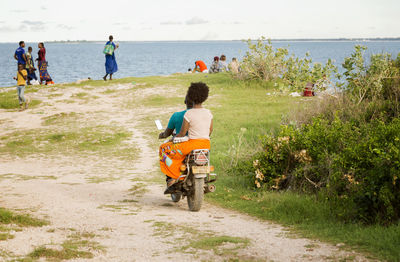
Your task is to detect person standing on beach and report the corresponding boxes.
[26,46,38,85]
[36,42,54,85]
[14,41,27,68]
[103,35,118,81]
[13,64,28,111]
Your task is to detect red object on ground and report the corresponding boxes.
[303,82,315,96]
[303,88,314,96]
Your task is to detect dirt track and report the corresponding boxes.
[0,82,367,261]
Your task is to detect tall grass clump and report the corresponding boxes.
[243,46,400,225]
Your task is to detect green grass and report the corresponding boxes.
[0,125,136,159]
[119,73,399,261]
[0,89,41,109]
[0,232,14,241]
[175,74,398,261]
[1,73,398,260]
[27,232,103,260]
[138,94,184,107]
[0,173,57,181]
[41,112,78,125]
[0,207,48,227]
[187,236,249,250]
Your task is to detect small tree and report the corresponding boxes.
[237,37,288,81]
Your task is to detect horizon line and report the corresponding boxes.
[1,37,400,44]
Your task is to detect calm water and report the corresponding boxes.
[0,41,399,87]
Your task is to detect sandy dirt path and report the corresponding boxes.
[0,82,367,261]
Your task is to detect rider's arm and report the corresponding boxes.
[159,128,174,139]
[209,119,213,136]
[176,119,189,137]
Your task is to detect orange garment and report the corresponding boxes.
[195,60,207,72]
[159,139,210,179]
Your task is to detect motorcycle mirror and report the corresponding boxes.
[155,120,163,130]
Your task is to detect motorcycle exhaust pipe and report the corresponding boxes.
[204,184,216,193]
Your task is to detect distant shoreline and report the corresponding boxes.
[1,38,400,44]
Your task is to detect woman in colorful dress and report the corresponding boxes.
[103,35,118,81]
[159,82,213,187]
[36,42,54,85]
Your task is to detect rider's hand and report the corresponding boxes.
[159,132,165,139]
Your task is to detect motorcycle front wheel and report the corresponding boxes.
[171,192,182,202]
[187,178,204,212]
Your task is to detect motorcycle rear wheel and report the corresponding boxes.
[187,178,204,212]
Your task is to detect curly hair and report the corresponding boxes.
[186,82,209,104]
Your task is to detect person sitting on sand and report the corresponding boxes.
[209,56,220,73]
[193,60,208,73]
[103,35,119,81]
[13,64,28,111]
[218,54,228,72]
[159,95,193,140]
[159,82,213,187]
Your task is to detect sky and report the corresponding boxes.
[0,0,399,42]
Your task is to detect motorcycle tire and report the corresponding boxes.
[187,178,204,212]
[171,192,182,202]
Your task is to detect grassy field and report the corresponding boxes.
[1,73,399,261]
[127,73,399,261]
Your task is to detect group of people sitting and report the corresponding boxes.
[190,54,240,74]
[158,82,213,188]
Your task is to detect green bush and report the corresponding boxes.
[246,46,400,225]
[252,118,400,224]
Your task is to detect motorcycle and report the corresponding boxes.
[156,120,217,211]
[166,148,217,211]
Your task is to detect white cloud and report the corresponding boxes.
[160,21,182,25]
[113,22,127,26]
[20,21,46,31]
[0,0,399,41]
[0,25,14,32]
[11,9,27,13]
[57,24,75,30]
[201,31,218,40]
[185,17,208,25]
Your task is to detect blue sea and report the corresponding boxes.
[0,41,399,87]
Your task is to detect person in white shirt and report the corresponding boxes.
[159,82,213,186]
